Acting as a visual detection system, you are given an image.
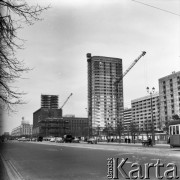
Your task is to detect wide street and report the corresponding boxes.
[0,141,180,180]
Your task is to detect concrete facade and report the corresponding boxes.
[87,53,123,134]
[131,93,160,132]
[123,108,132,134]
[159,71,180,128]
[33,108,63,137]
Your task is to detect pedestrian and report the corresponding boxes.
[148,137,152,146]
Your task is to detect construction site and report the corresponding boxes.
[87,51,146,138]
[32,93,89,138]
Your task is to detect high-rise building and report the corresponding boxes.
[123,108,132,134]
[41,94,59,109]
[131,93,160,132]
[87,53,123,134]
[159,71,180,127]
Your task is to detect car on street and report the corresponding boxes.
[72,137,80,143]
[37,136,43,142]
[50,137,56,142]
[18,137,28,142]
[87,138,97,144]
[56,137,63,143]
[63,134,73,143]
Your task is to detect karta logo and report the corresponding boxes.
[107,158,179,179]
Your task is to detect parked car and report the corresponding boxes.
[18,137,27,142]
[72,137,80,143]
[43,137,51,141]
[50,137,56,142]
[56,137,63,143]
[87,138,97,144]
[37,136,43,142]
[63,135,73,143]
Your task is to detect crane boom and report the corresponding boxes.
[60,93,73,109]
[115,51,146,84]
[123,51,146,77]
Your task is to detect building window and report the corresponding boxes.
[173,126,175,134]
[176,126,179,135]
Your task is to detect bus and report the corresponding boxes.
[169,120,180,148]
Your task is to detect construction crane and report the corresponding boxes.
[60,93,73,109]
[114,51,146,130]
[115,51,146,84]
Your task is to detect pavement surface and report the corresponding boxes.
[0,143,10,180]
[0,141,179,180]
[0,156,10,180]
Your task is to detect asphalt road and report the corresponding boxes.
[1,141,180,180]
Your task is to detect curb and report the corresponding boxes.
[0,153,24,180]
[98,142,170,147]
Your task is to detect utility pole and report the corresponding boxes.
[147,87,155,145]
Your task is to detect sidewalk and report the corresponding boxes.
[0,155,10,180]
[98,141,170,147]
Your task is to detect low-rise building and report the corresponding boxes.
[11,117,33,137]
[33,108,63,137]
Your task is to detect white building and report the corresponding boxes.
[131,93,160,132]
[11,117,33,137]
[159,71,180,128]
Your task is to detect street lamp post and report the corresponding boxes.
[146,87,155,145]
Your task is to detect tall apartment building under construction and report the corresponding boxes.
[87,53,124,134]
[41,94,59,109]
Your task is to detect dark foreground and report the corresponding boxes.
[0,141,180,180]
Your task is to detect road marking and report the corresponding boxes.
[0,153,24,180]
[46,148,59,151]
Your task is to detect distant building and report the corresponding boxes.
[3,132,10,136]
[33,108,62,137]
[131,93,160,132]
[11,117,33,137]
[123,108,132,135]
[41,94,59,109]
[62,117,89,137]
[33,109,88,137]
[33,95,88,138]
[87,53,123,135]
[159,71,180,128]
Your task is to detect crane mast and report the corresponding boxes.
[60,93,73,109]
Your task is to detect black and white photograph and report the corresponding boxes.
[0,0,180,179]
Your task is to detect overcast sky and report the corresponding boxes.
[2,0,180,134]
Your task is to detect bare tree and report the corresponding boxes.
[129,121,139,143]
[115,121,124,143]
[0,0,49,111]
